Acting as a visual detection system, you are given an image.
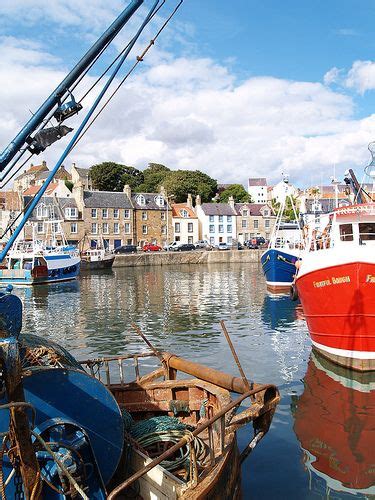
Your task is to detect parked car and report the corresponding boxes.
[194,240,211,250]
[216,242,230,251]
[177,244,196,252]
[143,243,162,252]
[164,241,180,251]
[114,245,137,254]
[237,242,244,250]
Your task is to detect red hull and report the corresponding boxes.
[296,262,375,371]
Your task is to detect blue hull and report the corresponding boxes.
[0,263,80,286]
[261,248,298,289]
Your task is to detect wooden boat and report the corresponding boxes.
[80,248,115,271]
[80,351,280,499]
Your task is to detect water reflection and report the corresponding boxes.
[292,352,375,498]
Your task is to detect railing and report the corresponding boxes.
[80,353,279,499]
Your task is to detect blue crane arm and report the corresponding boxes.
[0,0,143,173]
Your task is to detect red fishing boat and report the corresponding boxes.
[295,201,375,371]
[293,352,375,497]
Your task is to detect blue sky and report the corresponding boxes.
[0,0,375,187]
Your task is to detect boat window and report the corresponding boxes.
[359,222,375,241]
[339,223,353,241]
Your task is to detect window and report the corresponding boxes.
[102,223,109,234]
[188,236,193,244]
[265,219,270,228]
[339,224,353,241]
[227,236,232,245]
[155,195,165,207]
[91,208,97,218]
[209,215,214,222]
[161,225,167,235]
[142,211,147,221]
[136,195,146,206]
[91,223,98,234]
[175,222,181,233]
[124,223,131,234]
[242,220,247,229]
[242,210,248,216]
[359,223,375,241]
[227,225,232,233]
[113,208,119,219]
[209,225,215,233]
[227,216,232,222]
[210,237,215,245]
[102,208,108,219]
[264,210,269,216]
[266,233,270,239]
[219,225,224,233]
[181,209,188,218]
[124,209,130,219]
[254,220,259,229]
[37,222,44,234]
[70,223,77,234]
[142,225,148,235]
[219,215,223,223]
[161,211,166,220]
[114,223,120,234]
[65,207,78,219]
[188,222,193,233]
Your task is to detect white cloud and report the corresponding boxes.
[345,60,375,94]
[1,32,374,189]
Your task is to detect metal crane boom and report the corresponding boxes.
[0,0,143,173]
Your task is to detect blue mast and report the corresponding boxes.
[0,0,144,173]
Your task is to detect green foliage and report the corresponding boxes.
[65,180,74,192]
[218,184,251,203]
[162,170,217,203]
[271,197,299,221]
[89,162,143,191]
[135,163,170,193]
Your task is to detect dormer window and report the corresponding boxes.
[242,210,248,216]
[136,195,146,206]
[180,209,188,218]
[155,195,165,207]
[65,207,78,219]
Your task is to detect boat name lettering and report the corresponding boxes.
[313,275,350,288]
[366,274,375,283]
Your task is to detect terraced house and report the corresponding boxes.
[129,186,172,248]
[235,203,276,243]
[74,184,134,250]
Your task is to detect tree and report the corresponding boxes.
[136,163,170,193]
[162,170,217,203]
[65,180,74,192]
[271,197,299,221]
[218,184,251,203]
[89,162,143,191]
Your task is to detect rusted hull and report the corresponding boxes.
[80,255,115,271]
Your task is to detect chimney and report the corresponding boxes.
[42,160,47,167]
[195,194,201,206]
[73,181,84,212]
[123,184,131,199]
[228,195,235,210]
[72,162,76,169]
[187,193,193,208]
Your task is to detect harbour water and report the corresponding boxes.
[16,263,374,499]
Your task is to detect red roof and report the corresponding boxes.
[171,203,196,218]
[23,183,59,196]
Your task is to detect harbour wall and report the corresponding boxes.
[113,249,262,267]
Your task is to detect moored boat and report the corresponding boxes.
[292,351,375,497]
[80,248,115,271]
[261,178,303,291]
[295,202,375,371]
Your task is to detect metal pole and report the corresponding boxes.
[220,320,252,391]
[0,1,159,263]
[0,0,144,172]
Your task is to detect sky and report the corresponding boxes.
[1,0,375,187]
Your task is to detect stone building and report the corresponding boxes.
[235,203,276,243]
[128,186,172,248]
[0,191,22,241]
[171,194,199,245]
[71,164,92,190]
[13,161,72,193]
[74,184,134,250]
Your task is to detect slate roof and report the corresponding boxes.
[248,178,267,187]
[131,193,169,210]
[235,203,273,216]
[74,167,90,178]
[23,196,79,221]
[200,203,237,216]
[83,190,132,208]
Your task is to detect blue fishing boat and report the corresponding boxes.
[261,180,303,291]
